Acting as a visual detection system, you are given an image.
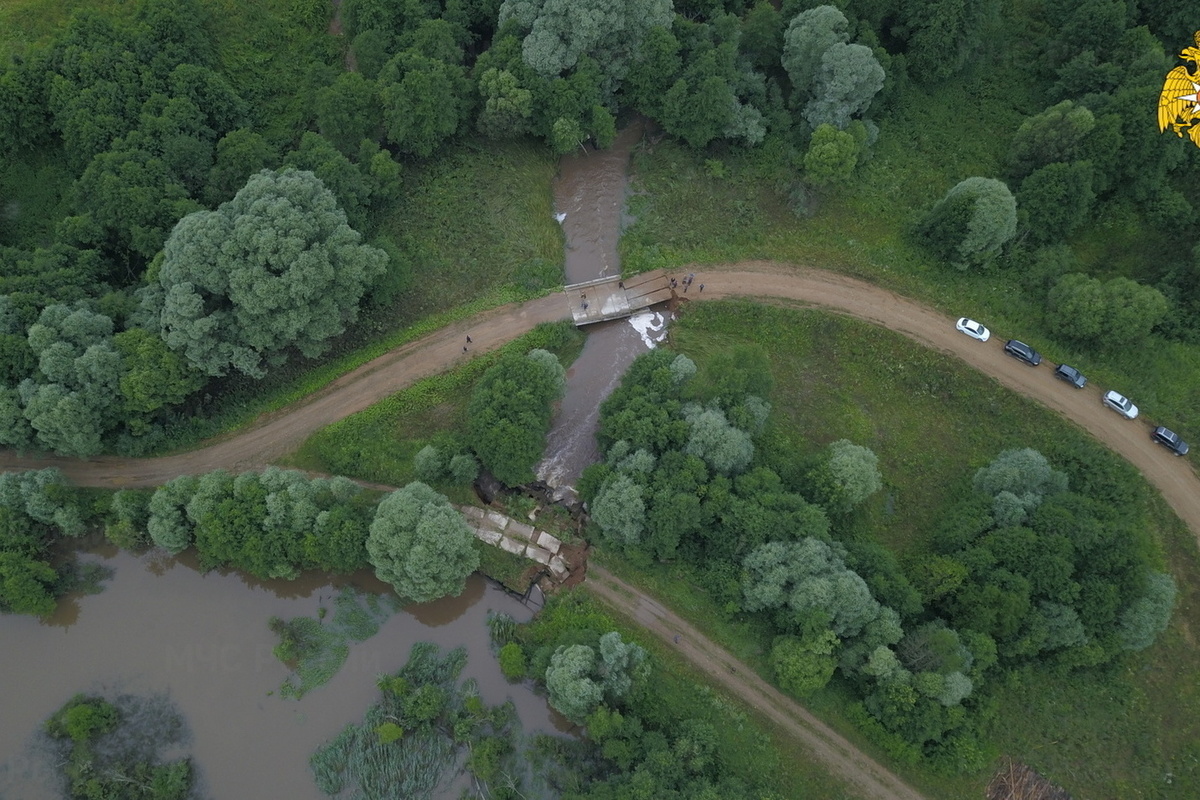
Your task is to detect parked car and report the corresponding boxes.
[1152,426,1189,456]
[1102,390,1139,419]
[1004,340,1042,366]
[1053,364,1087,388]
[956,318,990,341]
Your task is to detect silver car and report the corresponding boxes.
[1102,390,1138,419]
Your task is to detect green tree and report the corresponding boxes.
[499,0,673,95]
[742,538,891,642]
[17,304,124,456]
[802,43,885,130]
[1117,572,1176,650]
[1047,274,1168,349]
[146,474,199,553]
[476,68,534,138]
[1007,100,1096,181]
[315,72,381,156]
[468,348,565,486]
[205,128,278,206]
[591,473,646,547]
[741,1,784,71]
[823,439,883,510]
[899,0,998,83]
[379,52,471,158]
[544,643,604,723]
[366,482,480,602]
[112,327,204,431]
[683,406,754,476]
[781,5,849,102]
[803,123,860,186]
[770,630,839,697]
[414,445,447,483]
[145,168,387,378]
[1017,161,1095,244]
[917,176,1017,269]
[284,132,374,228]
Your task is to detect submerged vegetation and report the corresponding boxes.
[270,586,402,698]
[41,692,194,800]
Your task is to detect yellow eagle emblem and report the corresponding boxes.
[1158,31,1200,147]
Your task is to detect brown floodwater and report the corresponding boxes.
[0,548,566,799]
[540,121,669,491]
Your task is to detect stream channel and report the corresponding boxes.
[0,124,652,799]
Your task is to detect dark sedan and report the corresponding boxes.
[1004,340,1042,366]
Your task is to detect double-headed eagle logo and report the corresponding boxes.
[1159,31,1200,147]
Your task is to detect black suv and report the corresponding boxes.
[1152,426,1190,456]
[1004,340,1042,366]
[1054,364,1086,388]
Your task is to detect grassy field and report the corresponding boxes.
[621,77,1200,452]
[281,321,585,487]
[594,300,1200,799]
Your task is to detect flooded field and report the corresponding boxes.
[0,547,563,799]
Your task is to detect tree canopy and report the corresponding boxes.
[366,482,480,603]
[144,168,387,378]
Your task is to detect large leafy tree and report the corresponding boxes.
[1047,274,1168,349]
[917,177,1017,269]
[468,348,565,486]
[802,43,885,130]
[498,0,673,95]
[144,168,387,378]
[781,5,849,103]
[378,52,472,158]
[366,482,479,603]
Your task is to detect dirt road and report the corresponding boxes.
[7,262,1198,799]
[4,263,1195,544]
[586,564,926,800]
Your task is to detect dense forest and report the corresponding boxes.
[2,0,1197,460]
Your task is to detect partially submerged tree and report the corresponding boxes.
[367,482,479,603]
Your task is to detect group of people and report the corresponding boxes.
[671,273,703,293]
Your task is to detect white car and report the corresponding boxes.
[956,318,990,342]
[1102,390,1139,419]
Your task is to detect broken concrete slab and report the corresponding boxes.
[549,556,569,578]
[525,544,553,565]
[506,520,535,541]
[535,531,561,553]
[499,536,526,555]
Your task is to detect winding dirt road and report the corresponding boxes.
[4,263,1195,544]
[5,262,1199,800]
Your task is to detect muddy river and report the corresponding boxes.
[0,547,563,799]
[538,121,669,490]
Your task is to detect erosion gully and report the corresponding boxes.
[0,125,650,798]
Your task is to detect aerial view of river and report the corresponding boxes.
[538,121,669,491]
[0,546,562,799]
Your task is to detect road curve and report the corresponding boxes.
[6,261,1198,800]
[2,262,1197,545]
[587,564,926,800]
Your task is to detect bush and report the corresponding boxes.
[498,642,527,680]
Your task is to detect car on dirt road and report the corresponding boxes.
[1053,364,1087,388]
[956,318,990,341]
[1004,340,1042,366]
[1152,426,1189,456]
[1102,390,1139,419]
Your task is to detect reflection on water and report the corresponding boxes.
[0,548,563,800]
